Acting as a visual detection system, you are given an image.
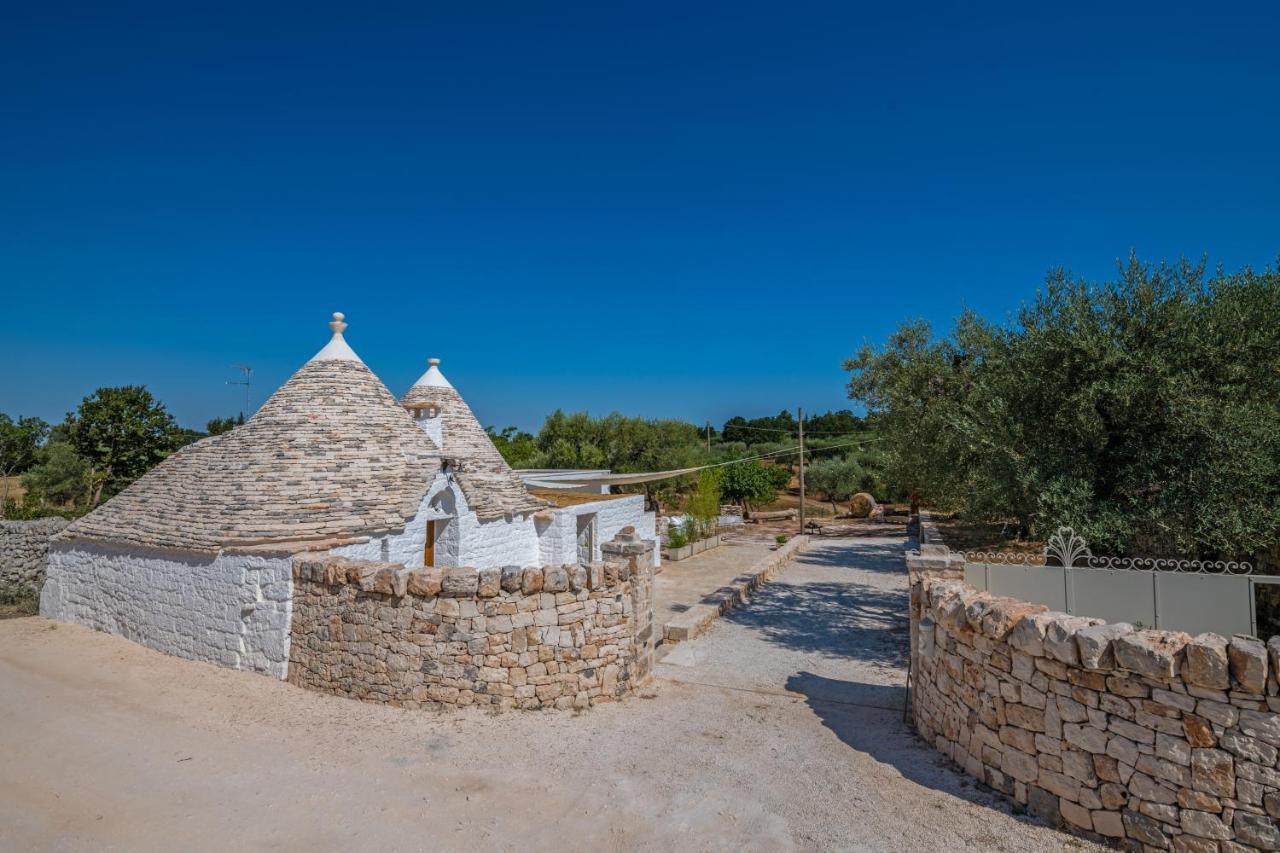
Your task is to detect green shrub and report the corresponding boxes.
[667,526,689,549]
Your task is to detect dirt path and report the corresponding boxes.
[0,536,1092,852]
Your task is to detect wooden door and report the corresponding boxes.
[424,520,436,567]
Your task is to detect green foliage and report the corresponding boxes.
[0,413,49,515]
[721,460,784,510]
[63,386,182,506]
[806,457,863,514]
[485,426,542,469]
[206,413,245,435]
[22,441,92,510]
[535,410,709,507]
[684,469,721,539]
[846,254,1280,557]
[775,534,788,544]
[666,526,689,549]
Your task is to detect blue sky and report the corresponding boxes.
[2,2,1277,432]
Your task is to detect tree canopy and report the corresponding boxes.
[0,414,49,514]
[64,386,184,506]
[846,254,1280,557]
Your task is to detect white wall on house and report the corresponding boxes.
[40,541,293,679]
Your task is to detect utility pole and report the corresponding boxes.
[797,407,806,536]
[227,365,253,419]
[705,421,711,452]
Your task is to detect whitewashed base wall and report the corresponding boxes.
[40,542,293,678]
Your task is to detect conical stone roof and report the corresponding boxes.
[402,359,549,519]
[60,316,442,553]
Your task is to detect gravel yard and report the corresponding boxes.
[0,535,1094,852]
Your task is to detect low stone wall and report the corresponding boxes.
[288,530,655,711]
[1,517,70,598]
[910,569,1280,850]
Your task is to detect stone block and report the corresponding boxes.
[1190,748,1235,798]
[1044,615,1102,666]
[1076,622,1133,670]
[500,565,523,593]
[1234,812,1280,850]
[1184,633,1230,690]
[1122,809,1169,847]
[1230,635,1269,694]
[475,567,501,598]
[1113,630,1192,680]
[442,567,479,597]
[1181,809,1232,840]
[1008,611,1062,657]
[1091,809,1124,838]
[980,599,1047,640]
[1237,708,1280,747]
[543,566,570,594]
[521,567,544,595]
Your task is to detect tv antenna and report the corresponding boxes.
[226,365,253,418]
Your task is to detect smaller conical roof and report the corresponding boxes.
[401,358,549,519]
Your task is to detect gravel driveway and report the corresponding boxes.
[0,534,1094,852]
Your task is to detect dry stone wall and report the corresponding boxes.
[1,517,70,597]
[289,529,655,711]
[910,567,1280,851]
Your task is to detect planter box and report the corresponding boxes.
[662,536,724,563]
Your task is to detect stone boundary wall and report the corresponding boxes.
[288,529,655,711]
[1,517,70,598]
[910,564,1280,851]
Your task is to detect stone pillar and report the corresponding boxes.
[601,526,656,685]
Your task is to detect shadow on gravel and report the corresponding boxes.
[789,542,906,574]
[786,671,1053,831]
[721,577,909,666]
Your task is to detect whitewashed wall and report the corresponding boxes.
[39,541,293,678]
[332,470,538,569]
[537,496,658,568]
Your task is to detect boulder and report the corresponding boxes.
[848,492,877,518]
[1230,635,1270,694]
[1075,622,1134,670]
[1184,633,1231,690]
[1113,630,1192,679]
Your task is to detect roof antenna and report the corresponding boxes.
[226,365,253,419]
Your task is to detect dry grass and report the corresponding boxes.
[0,594,39,620]
[934,518,1043,557]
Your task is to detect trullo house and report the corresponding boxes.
[40,313,657,681]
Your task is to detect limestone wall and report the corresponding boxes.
[910,569,1280,850]
[288,530,656,711]
[41,540,293,678]
[0,517,70,597]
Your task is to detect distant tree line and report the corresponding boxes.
[0,389,242,519]
[487,407,883,513]
[846,254,1280,558]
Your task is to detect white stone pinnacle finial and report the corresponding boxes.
[309,311,361,362]
[412,356,453,389]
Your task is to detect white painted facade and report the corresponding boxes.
[536,495,658,568]
[40,541,293,678]
[330,468,542,569]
